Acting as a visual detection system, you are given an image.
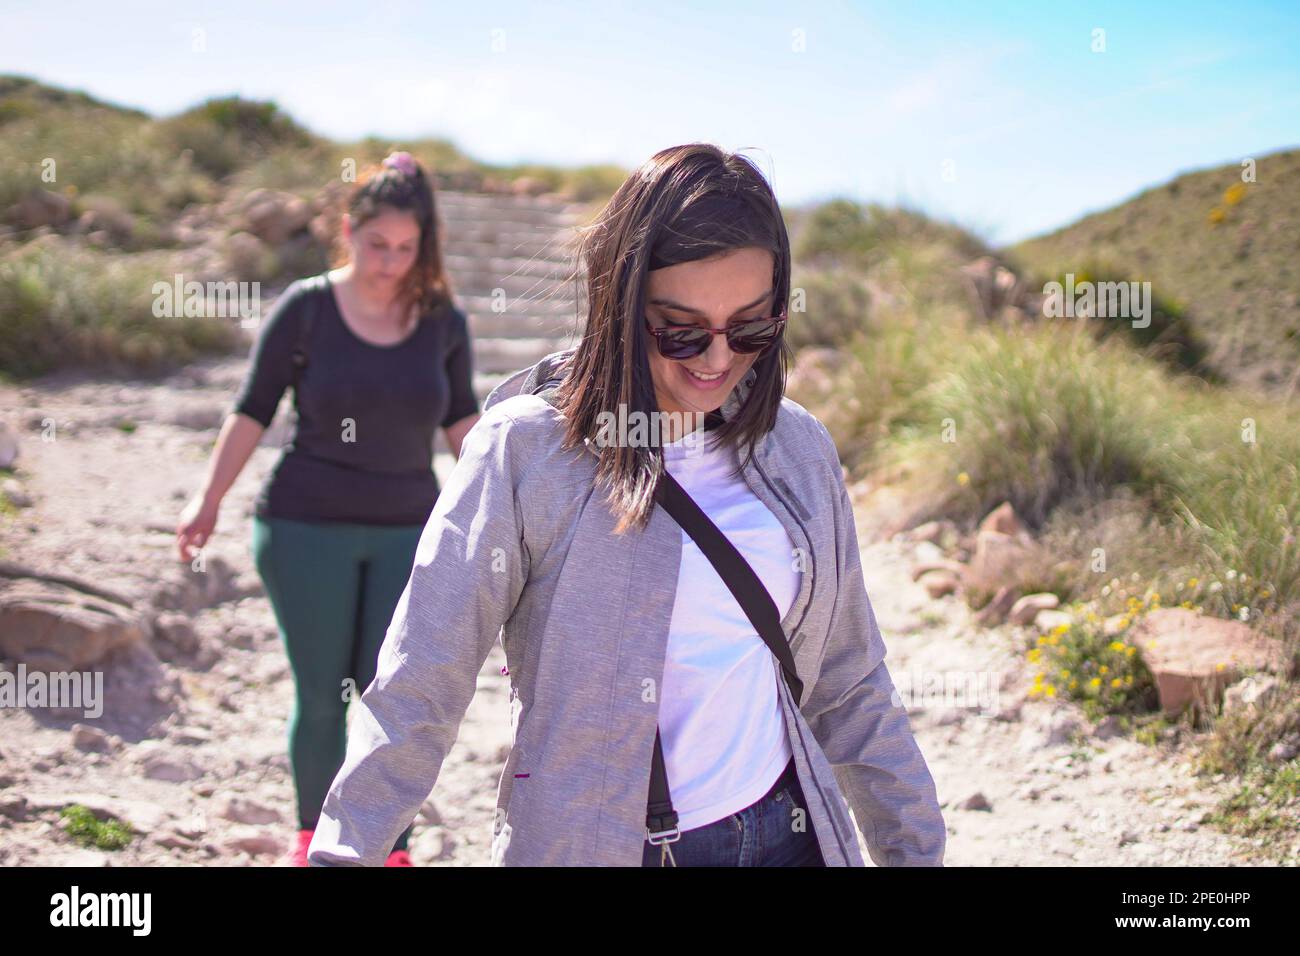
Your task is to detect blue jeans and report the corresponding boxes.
[641,759,826,866]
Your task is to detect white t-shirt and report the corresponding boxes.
[658,426,799,831]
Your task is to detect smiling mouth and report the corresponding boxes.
[681,365,729,390]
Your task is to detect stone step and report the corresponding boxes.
[446,272,577,301]
[441,237,578,261]
[473,335,578,374]
[443,253,576,282]
[457,292,581,316]
[442,228,581,250]
[466,309,580,339]
[438,199,590,227]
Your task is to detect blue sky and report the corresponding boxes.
[3,0,1297,244]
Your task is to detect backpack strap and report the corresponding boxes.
[290,273,330,395]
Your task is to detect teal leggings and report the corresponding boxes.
[252,514,425,852]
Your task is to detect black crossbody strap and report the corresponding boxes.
[290,274,329,394]
[645,465,803,839]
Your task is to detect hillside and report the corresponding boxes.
[1007,147,1300,399]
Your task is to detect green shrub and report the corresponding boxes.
[61,804,134,850]
[0,241,239,377]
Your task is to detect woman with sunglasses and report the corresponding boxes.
[308,143,945,867]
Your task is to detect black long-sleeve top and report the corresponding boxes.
[230,273,479,526]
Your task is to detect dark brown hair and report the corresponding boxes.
[553,143,792,535]
[329,152,454,322]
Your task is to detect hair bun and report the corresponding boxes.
[382,151,419,176]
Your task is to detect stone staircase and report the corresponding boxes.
[431,191,591,468]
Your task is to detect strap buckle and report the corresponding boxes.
[646,825,681,846]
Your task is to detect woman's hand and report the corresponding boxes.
[176,492,220,563]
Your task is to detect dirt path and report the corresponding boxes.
[0,357,1274,866]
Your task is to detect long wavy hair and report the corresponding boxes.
[328,151,454,322]
[553,143,792,535]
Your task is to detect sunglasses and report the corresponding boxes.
[644,312,787,360]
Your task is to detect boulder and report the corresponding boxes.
[1131,608,1288,716]
[0,565,147,670]
[239,189,313,246]
[1010,592,1060,625]
[911,559,965,582]
[919,569,960,598]
[978,501,1026,538]
[5,188,72,229]
[1221,674,1283,721]
[974,585,1018,627]
[962,505,1033,599]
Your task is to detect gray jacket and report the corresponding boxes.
[308,347,946,866]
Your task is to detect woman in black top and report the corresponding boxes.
[175,152,480,866]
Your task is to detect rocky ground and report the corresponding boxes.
[0,353,1282,866]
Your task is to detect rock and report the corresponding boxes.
[974,585,1018,627]
[1017,710,1082,751]
[908,520,957,545]
[0,567,147,670]
[1118,830,1140,846]
[217,795,282,825]
[0,421,19,468]
[1268,736,1299,763]
[911,559,965,582]
[963,528,1033,601]
[238,189,314,246]
[27,792,167,833]
[1222,675,1282,720]
[417,798,443,826]
[149,555,245,615]
[1010,592,1060,625]
[0,795,29,820]
[956,791,992,811]
[1091,715,1125,740]
[511,176,550,198]
[171,726,213,746]
[1035,609,1073,632]
[978,501,1026,538]
[5,188,72,229]
[74,198,135,246]
[1,478,31,508]
[960,257,1027,319]
[1131,608,1288,716]
[224,828,283,858]
[71,723,118,754]
[139,750,205,783]
[151,611,200,657]
[919,569,960,598]
[154,830,200,851]
[994,698,1023,722]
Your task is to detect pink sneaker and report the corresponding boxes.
[385,849,413,867]
[288,828,314,867]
